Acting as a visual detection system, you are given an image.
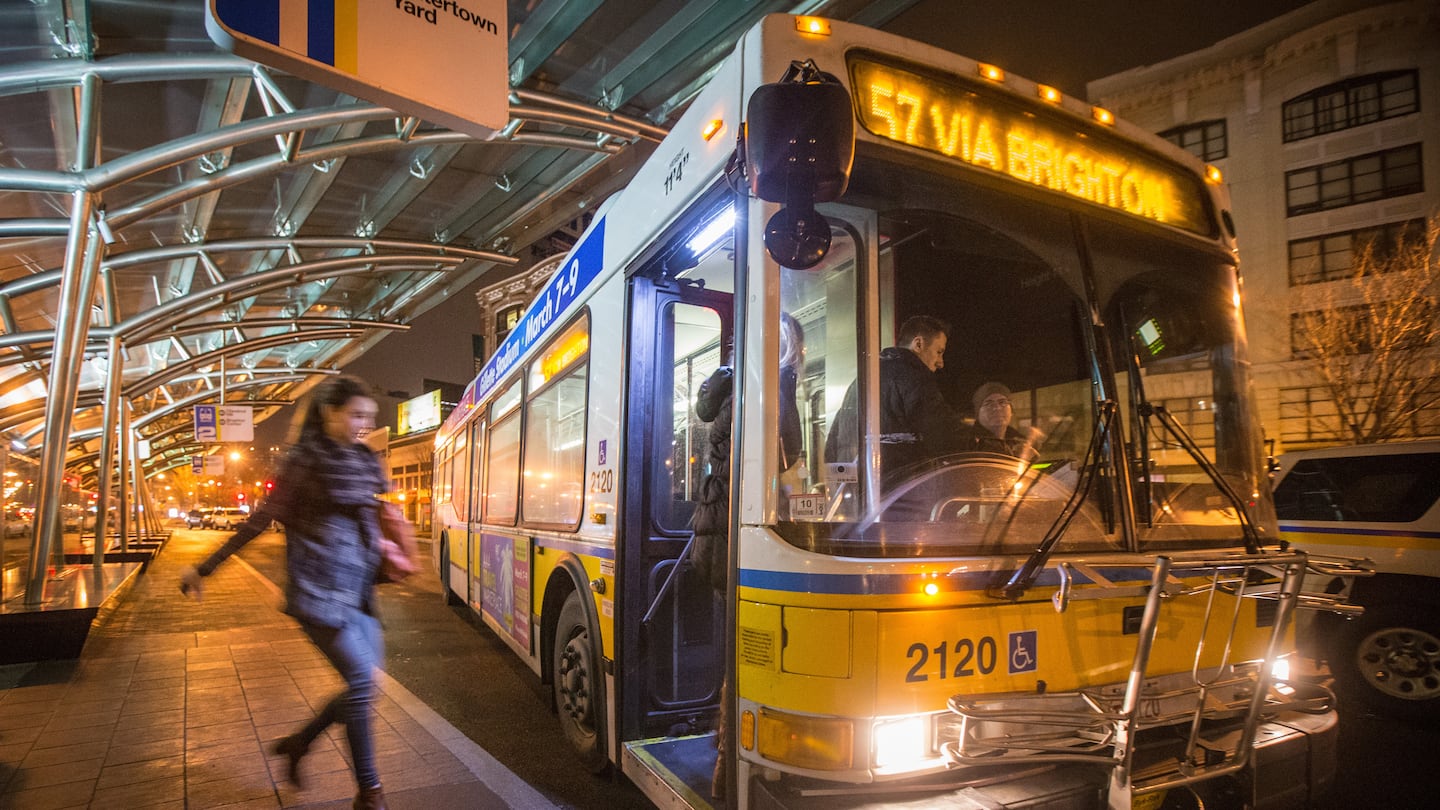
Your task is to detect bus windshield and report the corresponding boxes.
[774,155,1265,558]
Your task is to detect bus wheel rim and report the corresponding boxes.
[558,629,594,726]
[1358,625,1440,700]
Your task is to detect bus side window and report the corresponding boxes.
[450,424,470,522]
[485,380,523,525]
[522,315,590,529]
[781,225,860,521]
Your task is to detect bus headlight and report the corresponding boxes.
[872,716,929,770]
[757,709,854,770]
[1271,656,1291,684]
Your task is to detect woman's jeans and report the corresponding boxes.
[298,609,384,788]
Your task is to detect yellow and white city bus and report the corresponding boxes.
[431,14,1363,810]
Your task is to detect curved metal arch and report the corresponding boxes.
[132,375,334,432]
[0,236,511,299]
[0,391,102,433]
[121,327,372,400]
[113,253,448,343]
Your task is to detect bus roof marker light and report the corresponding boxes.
[795,16,831,36]
[977,63,1005,82]
[1092,106,1115,125]
[702,118,724,142]
[1206,165,1224,184]
[1037,84,1062,104]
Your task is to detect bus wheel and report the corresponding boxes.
[553,591,606,772]
[439,538,462,606]
[1331,601,1440,720]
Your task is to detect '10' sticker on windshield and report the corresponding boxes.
[1009,630,1037,674]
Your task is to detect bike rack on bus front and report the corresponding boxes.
[940,549,1372,805]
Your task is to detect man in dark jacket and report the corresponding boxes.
[966,381,1042,460]
[825,315,968,480]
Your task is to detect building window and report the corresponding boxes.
[1288,219,1424,285]
[1282,71,1419,142]
[1278,386,1347,444]
[1284,144,1422,216]
[496,304,524,344]
[1279,384,1440,444]
[1160,119,1227,161]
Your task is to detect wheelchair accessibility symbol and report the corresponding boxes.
[1008,630,1037,674]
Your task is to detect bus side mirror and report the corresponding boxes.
[745,61,854,270]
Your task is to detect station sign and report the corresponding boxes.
[192,455,226,475]
[442,216,607,439]
[205,0,508,136]
[194,404,255,443]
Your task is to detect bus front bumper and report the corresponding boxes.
[749,707,1338,810]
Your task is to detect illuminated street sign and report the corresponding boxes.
[206,0,508,135]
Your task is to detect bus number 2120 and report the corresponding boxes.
[905,637,997,681]
[589,469,614,493]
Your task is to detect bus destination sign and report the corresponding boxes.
[442,217,607,439]
[848,57,1212,236]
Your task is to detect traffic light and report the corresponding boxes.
[236,492,246,502]
[264,481,274,493]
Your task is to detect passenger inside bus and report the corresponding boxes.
[778,313,807,508]
[965,382,1043,460]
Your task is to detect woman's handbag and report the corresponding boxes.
[376,501,418,583]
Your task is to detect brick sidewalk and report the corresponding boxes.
[0,531,556,810]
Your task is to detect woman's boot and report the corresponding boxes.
[353,783,386,810]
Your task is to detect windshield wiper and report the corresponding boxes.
[1140,402,1262,554]
[996,399,1117,600]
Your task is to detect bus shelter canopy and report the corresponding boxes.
[0,0,917,486]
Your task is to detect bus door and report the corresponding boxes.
[620,273,732,743]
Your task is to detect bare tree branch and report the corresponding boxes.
[1292,214,1440,444]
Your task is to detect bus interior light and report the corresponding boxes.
[795,16,831,36]
[977,63,1004,82]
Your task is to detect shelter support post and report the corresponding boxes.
[92,334,124,564]
[25,191,101,605]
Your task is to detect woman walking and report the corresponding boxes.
[180,375,391,809]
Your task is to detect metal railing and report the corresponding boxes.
[940,550,1371,808]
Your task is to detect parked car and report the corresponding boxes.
[186,508,208,529]
[1274,440,1440,719]
[3,508,31,538]
[205,507,249,530]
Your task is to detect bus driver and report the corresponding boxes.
[824,315,968,480]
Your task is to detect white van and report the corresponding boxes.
[1273,440,1440,718]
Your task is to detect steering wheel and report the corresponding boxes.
[866,452,1037,527]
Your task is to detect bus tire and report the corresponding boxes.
[439,537,463,606]
[1330,600,1440,720]
[552,590,606,773]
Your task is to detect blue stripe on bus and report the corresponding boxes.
[737,565,1229,596]
[739,567,1080,595]
[307,0,334,65]
[1279,523,1440,540]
